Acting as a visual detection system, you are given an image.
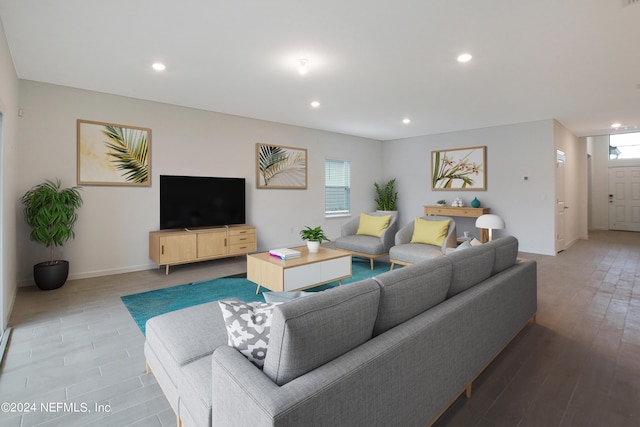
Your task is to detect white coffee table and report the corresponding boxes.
[247,246,352,294]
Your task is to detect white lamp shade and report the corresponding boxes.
[475,214,505,230]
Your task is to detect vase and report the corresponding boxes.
[307,241,320,253]
[471,197,481,208]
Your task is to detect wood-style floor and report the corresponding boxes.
[1,230,638,426]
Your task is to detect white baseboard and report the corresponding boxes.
[18,262,157,287]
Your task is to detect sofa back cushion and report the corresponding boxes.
[485,236,518,274]
[447,243,495,298]
[372,257,451,336]
[263,279,380,386]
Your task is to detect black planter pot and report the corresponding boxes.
[33,260,69,290]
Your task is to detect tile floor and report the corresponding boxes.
[0,230,638,426]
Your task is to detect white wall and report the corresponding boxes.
[17,81,383,284]
[0,20,20,329]
[554,120,588,248]
[383,120,558,255]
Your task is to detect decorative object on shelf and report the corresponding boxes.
[471,197,481,208]
[431,145,486,191]
[299,226,330,253]
[451,196,464,207]
[20,179,83,290]
[256,143,308,189]
[436,199,446,206]
[77,119,151,186]
[374,178,398,211]
[475,214,505,241]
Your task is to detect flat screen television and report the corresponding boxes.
[160,175,246,230]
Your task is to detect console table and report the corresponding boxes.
[424,206,491,243]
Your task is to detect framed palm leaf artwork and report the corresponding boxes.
[431,146,486,190]
[77,120,151,186]
[256,143,307,189]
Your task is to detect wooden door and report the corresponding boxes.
[158,234,197,263]
[197,230,228,258]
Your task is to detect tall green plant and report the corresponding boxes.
[374,178,398,211]
[20,179,83,264]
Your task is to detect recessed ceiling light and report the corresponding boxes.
[457,53,472,63]
[298,59,308,75]
[611,122,622,128]
[310,101,320,108]
[402,118,411,124]
[152,62,166,71]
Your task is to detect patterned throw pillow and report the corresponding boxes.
[218,300,282,368]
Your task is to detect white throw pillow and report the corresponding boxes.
[218,300,282,368]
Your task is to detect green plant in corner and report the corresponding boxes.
[20,179,83,264]
[299,226,330,244]
[374,178,398,211]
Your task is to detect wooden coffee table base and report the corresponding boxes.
[247,246,352,294]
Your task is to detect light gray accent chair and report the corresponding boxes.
[334,211,398,269]
[389,215,457,270]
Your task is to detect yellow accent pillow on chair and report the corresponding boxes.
[410,218,451,246]
[356,213,391,237]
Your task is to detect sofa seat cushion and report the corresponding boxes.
[145,300,233,386]
[372,257,452,336]
[446,244,495,298]
[335,234,385,255]
[263,278,380,386]
[389,242,444,264]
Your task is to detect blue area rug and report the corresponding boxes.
[121,258,392,335]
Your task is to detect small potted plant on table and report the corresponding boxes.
[299,226,330,253]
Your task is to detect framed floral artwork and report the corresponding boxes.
[77,119,151,186]
[256,143,307,189]
[431,146,486,190]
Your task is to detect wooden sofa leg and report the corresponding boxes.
[146,361,151,374]
[369,258,374,270]
[390,262,395,271]
[465,382,472,398]
[177,414,183,427]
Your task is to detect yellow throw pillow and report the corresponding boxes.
[356,213,391,237]
[410,218,451,246]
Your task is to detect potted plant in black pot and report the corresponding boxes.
[299,226,330,253]
[20,179,83,290]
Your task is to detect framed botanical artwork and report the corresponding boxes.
[77,119,151,186]
[431,146,486,190]
[256,143,308,189]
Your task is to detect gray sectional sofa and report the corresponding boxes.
[144,236,537,427]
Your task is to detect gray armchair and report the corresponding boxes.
[389,215,457,270]
[335,212,398,269]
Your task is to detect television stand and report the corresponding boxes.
[149,225,257,274]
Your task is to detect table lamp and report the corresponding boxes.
[475,214,505,241]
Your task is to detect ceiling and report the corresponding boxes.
[1,0,639,141]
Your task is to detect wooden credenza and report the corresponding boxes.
[149,225,257,274]
[423,206,491,242]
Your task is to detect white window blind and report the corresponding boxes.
[325,159,350,216]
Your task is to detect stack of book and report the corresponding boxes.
[269,248,302,260]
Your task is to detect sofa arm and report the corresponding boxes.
[395,222,414,245]
[379,216,398,252]
[340,216,360,236]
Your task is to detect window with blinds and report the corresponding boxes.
[325,159,351,216]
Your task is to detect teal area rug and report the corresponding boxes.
[122,258,392,335]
